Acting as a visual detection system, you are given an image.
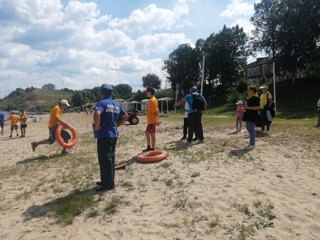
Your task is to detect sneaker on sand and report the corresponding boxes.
[61,149,69,155]
[244,145,255,150]
[31,142,37,152]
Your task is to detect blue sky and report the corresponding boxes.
[0,0,258,98]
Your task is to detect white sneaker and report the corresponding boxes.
[244,145,255,150]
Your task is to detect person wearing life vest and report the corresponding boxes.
[93,84,128,192]
[175,86,207,143]
[31,100,72,154]
[259,85,273,134]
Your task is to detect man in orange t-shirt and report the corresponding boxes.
[6,111,19,137]
[31,100,71,154]
[143,87,159,152]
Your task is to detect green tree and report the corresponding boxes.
[113,84,132,99]
[203,25,249,89]
[163,44,199,95]
[142,73,162,90]
[251,0,320,82]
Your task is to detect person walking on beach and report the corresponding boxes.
[31,100,72,154]
[93,84,128,192]
[317,97,320,128]
[175,86,207,143]
[235,101,245,133]
[0,110,4,135]
[6,111,19,137]
[259,85,273,134]
[19,110,28,138]
[181,102,189,140]
[243,87,260,150]
[143,87,159,152]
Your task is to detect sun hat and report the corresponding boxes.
[60,99,70,107]
[236,101,244,105]
[259,85,269,89]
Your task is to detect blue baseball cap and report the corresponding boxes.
[100,84,113,95]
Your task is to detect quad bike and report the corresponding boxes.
[127,109,139,125]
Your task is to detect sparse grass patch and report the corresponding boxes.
[237,224,255,240]
[161,161,172,169]
[104,196,129,217]
[208,216,220,228]
[52,190,95,225]
[191,172,200,178]
[164,178,174,188]
[120,181,134,191]
[231,202,253,217]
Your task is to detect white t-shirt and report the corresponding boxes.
[317,98,320,110]
[184,102,189,118]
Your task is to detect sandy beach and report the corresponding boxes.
[0,113,319,240]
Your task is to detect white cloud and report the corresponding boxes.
[0,0,196,98]
[219,0,257,34]
[109,2,190,33]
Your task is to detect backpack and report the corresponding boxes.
[267,93,276,118]
[192,93,205,112]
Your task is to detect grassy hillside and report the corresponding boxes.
[0,88,73,112]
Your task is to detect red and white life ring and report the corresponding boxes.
[55,125,77,149]
[137,150,168,163]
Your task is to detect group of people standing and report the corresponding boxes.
[0,110,28,138]
[234,85,275,150]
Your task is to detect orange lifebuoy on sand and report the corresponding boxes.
[55,125,77,149]
[137,150,168,163]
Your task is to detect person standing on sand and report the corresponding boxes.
[259,85,273,134]
[0,110,4,135]
[175,86,207,143]
[235,101,245,133]
[19,110,28,138]
[243,86,260,150]
[31,100,72,154]
[143,87,159,152]
[6,111,19,137]
[181,102,189,140]
[93,84,128,192]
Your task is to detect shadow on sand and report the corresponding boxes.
[228,148,252,157]
[17,154,64,165]
[22,188,98,219]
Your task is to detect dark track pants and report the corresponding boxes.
[187,112,204,142]
[97,137,117,188]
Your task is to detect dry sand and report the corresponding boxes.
[0,113,320,240]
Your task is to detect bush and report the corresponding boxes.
[227,89,245,104]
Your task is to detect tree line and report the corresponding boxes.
[163,0,320,96]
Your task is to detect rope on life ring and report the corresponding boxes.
[137,150,168,163]
[55,125,77,149]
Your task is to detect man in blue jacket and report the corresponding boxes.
[93,84,128,192]
[175,86,207,143]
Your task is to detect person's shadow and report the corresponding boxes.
[22,188,98,219]
[165,140,193,151]
[17,154,64,165]
[228,148,251,157]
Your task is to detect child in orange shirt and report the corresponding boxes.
[6,111,19,137]
[143,87,159,152]
[235,101,246,132]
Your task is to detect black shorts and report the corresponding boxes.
[49,126,71,145]
[0,121,3,128]
[11,125,18,130]
[21,124,27,129]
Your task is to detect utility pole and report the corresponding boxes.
[201,54,205,95]
[175,83,179,114]
[272,61,276,110]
